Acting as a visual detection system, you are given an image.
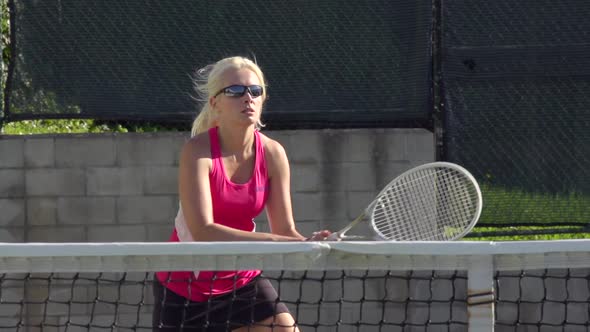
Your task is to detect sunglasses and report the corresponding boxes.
[214,85,264,98]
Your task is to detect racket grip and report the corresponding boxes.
[326,233,341,241]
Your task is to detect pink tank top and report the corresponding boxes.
[156,127,269,302]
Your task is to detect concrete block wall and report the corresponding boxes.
[0,129,585,328]
[0,128,444,330]
[0,132,187,242]
[0,128,434,243]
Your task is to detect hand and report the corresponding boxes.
[306,230,332,241]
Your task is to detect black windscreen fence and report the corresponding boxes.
[3,0,433,128]
[441,0,590,230]
[2,1,590,232]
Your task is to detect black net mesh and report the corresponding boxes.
[0,270,469,331]
[5,0,433,128]
[495,269,590,330]
[441,0,590,227]
[3,269,590,330]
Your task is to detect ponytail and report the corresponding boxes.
[191,104,216,137]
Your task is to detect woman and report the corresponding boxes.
[153,56,331,331]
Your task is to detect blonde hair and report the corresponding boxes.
[190,56,267,137]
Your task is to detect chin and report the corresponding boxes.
[236,119,258,128]
[244,115,259,123]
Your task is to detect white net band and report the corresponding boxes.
[1,241,589,273]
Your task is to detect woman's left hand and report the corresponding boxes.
[307,230,333,241]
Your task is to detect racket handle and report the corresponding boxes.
[326,233,341,241]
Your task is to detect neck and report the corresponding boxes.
[216,125,255,155]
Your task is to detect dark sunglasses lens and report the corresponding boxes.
[249,85,263,97]
[222,85,263,97]
[224,85,247,97]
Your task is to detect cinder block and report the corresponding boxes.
[116,135,181,166]
[28,226,86,242]
[291,192,321,222]
[87,225,146,242]
[0,228,25,242]
[26,169,85,196]
[318,163,345,192]
[0,199,25,226]
[27,198,57,225]
[117,196,175,224]
[319,130,347,164]
[319,192,347,223]
[57,197,116,225]
[0,138,24,168]
[143,167,178,195]
[55,136,116,167]
[374,161,413,189]
[405,129,435,162]
[344,162,376,192]
[25,137,55,168]
[0,169,25,197]
[86,167,143,196]
[383,130,408,161]
[285,130,322,164]
[147,225,174,241]
[346,130,375,162]
[346,192,376,220]
[291,164,321,192]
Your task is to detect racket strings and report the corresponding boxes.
[397,170,476,239]
[371,168,480,241]
[401,170,477,240]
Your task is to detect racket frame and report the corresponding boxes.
[329,162,482,241]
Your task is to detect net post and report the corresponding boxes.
[467,255,495,331]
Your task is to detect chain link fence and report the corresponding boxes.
[441,0,590,233]
[2,0,590,234]
[3,0,432,129]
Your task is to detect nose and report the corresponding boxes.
[243,91,255,102]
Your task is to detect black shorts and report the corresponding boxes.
[152,275,291,331]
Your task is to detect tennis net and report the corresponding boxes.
[1,241,590,331]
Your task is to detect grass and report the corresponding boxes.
[479,184,590,225]
[1,119,127,134]
[469,184,590,240]
[467,226,590,241]
[1,119,185,135]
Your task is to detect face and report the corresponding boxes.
[210,68,264,129]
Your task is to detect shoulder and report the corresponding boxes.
[179,132,212,166]
[259,132,289,178]
[259,132,288,162]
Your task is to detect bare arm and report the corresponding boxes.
[263,137,331,241]
[263,138,305,239]
[179,135,302,242]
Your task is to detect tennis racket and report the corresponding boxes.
[327,162,482,241]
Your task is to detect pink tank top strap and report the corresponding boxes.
[208,126,222,158]
[253,130,266,176]
[254,130,268,185]
[209,127,225,176]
